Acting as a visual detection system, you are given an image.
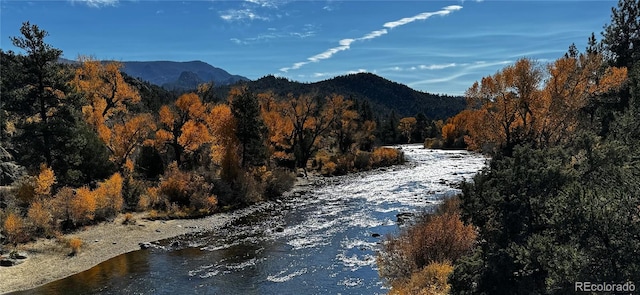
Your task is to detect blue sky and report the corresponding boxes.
[1,0,616,95]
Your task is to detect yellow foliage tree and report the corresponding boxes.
[72,58,141,127]
[71,186,96,225]
[258,92,295,164]
[463,55,627,151]
[3,212,26,245]
[156,93,211,166]
[27,200,53,235]
[107,114,156,171]
[206,104,239,175]
[93,173,124,219]
[34,163,55,199]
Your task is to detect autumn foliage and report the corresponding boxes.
[378,197,476,294]
[439,55,627,153]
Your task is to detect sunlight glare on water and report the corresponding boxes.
[22,144,486,295]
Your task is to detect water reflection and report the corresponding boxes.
[13,250,149,295]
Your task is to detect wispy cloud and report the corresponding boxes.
[70,0,118,8]
[220,9,269,22]
[220,0,289,22]
[231,25,316,45]
[280,5,462,72]
[408,60,512,89]
[389,63,458,72]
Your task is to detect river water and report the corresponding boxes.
[18,145,486,295]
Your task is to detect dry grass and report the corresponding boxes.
[379,196,476,294]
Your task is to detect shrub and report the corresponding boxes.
[122,212,135,225]
[27,201,53,236]
[321,161,337,176]
[71,186,96,226]
[389,261,454,295]
[34,164,55,198]
[93,173,124,220]
[67,237,83,255]
[138,187,163,211]
[157,163,190,207]
[3,212,27,245]
[354,150,371,170]
[370,147,404,168]
[264,168,296,199]
[379,196,476,290]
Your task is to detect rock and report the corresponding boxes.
[139,242,153,249]
[12,253,27,260]
[112,242,117,245]
[275,227,284,233]
[155,229,161,233]
[396,212,415,224]
[371,233,381,238]
[0,259,15,267]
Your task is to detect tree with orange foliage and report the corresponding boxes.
[285,94,338,169]
[156,93,211,166]
[34,164,55,199]
[3,212,27,245]
[71,186,96,225]
[93,172,124,220]
[105,114,156,171]
[72,58,141,129]
[206,104,240,180]
[463,56,627,152]
[465,58,543,152]
[258,92,295,166]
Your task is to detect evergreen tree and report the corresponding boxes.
[230,87,267,167]
[7,22,64,167]
[3,22,114,186]
[603,0,640,68]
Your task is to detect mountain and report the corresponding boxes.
[229,73,465,120]
[117,60,249,90]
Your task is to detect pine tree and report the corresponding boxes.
[230,87,266,167]
[8,22,65,167]
[603,0,640,68]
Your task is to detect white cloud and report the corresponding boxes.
[419,63,457,70]
[244,0,287,8]
[383,5,461,29]
[361,29,388,40]
[70,0,118,8]
[280,5,462,73]
[388,63,458,72]
[220,9,269,22]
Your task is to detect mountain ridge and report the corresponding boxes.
[232,73,465,120]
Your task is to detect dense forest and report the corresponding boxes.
[0,23,410,248]
[379,0,640,294]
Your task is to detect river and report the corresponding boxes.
[17,145,486,295]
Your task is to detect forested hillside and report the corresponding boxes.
[234,73,465,120]
[379,0,640,294]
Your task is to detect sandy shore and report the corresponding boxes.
[0,177,316,294]
[0,211,238,294]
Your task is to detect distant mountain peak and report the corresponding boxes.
[118,60,249,90]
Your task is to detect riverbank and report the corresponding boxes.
[0,177,316,294]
